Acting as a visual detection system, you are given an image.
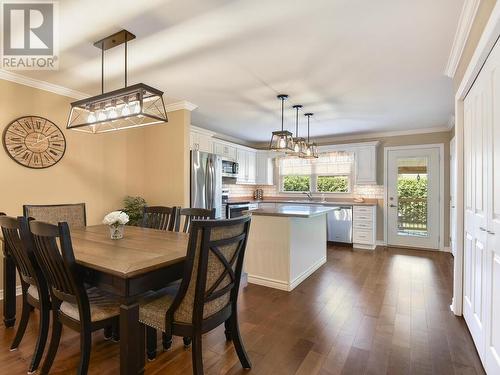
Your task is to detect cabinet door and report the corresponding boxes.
[355,146,377,184]
[256,153,274,185]
[213,142,224,156]
[247,151,256,183]
[190,132,199,151]
[236,149,247,182]
[197,133,213,153]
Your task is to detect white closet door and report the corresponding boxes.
[463,67,488,358]
[484,41,500,375]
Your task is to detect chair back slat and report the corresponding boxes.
[0,214,38,285]
[28,220,86,306]
[23,203,86,229]
[177,208,215,233]
[170,216,251,325]
[142,206,178,231]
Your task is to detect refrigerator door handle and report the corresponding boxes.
[205,157,212,209]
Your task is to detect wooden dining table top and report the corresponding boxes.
[69,225,189,279]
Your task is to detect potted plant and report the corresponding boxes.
[123,196,147,226]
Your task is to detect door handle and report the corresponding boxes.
[487,230,496,235]
[389,204,397,208]
[479,227,487,232]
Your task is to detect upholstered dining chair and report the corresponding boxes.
[0,214,50,374]
[139,216,252,375]
[22,218,122,375]
[176,208,216,233]
[23,203,86,229]
[142,206,179,231]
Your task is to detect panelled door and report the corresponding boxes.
[450,137,457,257]
[463,37,500,374]
[463,65,489,357]
[484,39,500,374]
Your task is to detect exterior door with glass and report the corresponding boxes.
[387,147,440,249]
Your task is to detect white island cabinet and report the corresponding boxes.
[244,205,333,291]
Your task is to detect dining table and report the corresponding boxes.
[2,224,189,375]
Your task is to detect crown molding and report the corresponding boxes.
[0,69,198,113]
[0,69,89,99]
[165,100,198,112]
[444,0,481,78]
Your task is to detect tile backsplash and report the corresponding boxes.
[223,183,384,199]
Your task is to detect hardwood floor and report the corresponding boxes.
[1,246,485,374]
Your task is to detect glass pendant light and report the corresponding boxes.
[288,104,306,157]
[67,30,167,133]
[269,94,294,152]
[302,113,318,159]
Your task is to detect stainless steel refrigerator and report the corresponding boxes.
[190,150,222,218]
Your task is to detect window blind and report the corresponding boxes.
[279,151,354,175]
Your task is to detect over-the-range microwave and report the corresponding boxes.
[222,159,239,178]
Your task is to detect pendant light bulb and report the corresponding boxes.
[294,143,300,153]
[132,100,141,114]
[97,110,107,122]
[108,107,117,120]
[87,112,96,123]
[279,136,286,149]
[121,103,130,117]
[306,147,311,156]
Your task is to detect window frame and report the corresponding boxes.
[278,156,354,195]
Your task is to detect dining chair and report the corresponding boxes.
[142,206,179,231]
[23,203,87,229]
[176,208,216,233]
[23,218,122,375]
[139,216,252,375]
[0,214,50,374]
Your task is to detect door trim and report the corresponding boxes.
[453,1,500,316]
[383,144,445,251]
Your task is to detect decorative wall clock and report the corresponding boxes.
[2,116,66,169]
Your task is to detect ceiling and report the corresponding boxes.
[17,0,463,142]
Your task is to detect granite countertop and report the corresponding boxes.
[247,205,335,218]
[227,197,378,206]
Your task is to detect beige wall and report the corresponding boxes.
[0,79,191,290]
[454,0,498,90]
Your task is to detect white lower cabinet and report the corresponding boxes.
[352,205,376,250]
[462,39,500,374]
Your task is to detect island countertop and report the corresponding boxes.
[246,205,335,218]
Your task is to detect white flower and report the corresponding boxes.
[103,211,129,226]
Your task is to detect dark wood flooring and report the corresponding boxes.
[0,246,485,374]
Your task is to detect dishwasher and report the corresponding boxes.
[327,206,353,244]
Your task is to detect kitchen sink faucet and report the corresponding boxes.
[302,191,314,201]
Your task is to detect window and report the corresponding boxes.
[317,175,349,193]
[279,151,354,194]
[283,175,311,192]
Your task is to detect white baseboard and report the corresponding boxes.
[376,240,387,247]
[442,246,452,253]
[354,243,377,250]
[248,256,327,292]
[0,285,23,301]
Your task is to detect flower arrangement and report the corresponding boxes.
[103,211,129,239]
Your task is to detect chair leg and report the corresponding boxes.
[162,331,172,351]
[10,298,30,350]
[183,336,192,348]
[103,325,112,340]
[191,334,204,375]
[224,319,232,341]
[41,317,62,375]
[112,320,120,342]
[28,305,50,374]
[229,312,251,369]
[77,325,92,375]
[146,326,157,361]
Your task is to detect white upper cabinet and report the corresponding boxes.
[213,141,237,160]
[354,142,379,185]
[255,151,274,185]
[236,148,257,184]
[190,126,214,154]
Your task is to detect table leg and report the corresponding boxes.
[3,252,16,328]
[120,303,144,375]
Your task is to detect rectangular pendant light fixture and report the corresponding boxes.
[66,30,168,133]
[269,94,294,152]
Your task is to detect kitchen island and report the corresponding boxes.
[244,205,333,291]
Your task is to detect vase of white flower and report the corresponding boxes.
[103,211,129,240]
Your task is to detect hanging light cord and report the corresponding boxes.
[295,107,299,136]
[281,97,285,131]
